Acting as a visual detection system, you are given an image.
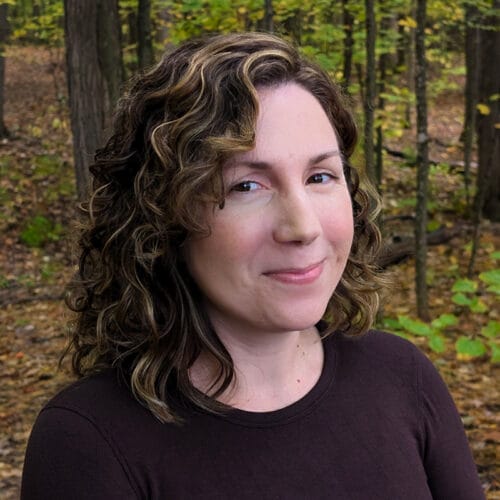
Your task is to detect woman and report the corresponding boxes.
[22,33,484,499]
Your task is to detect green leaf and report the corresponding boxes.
[20,215,63,248]
[469,297,488,313]
[382,317,402,330]
[446,65,466,76]
[431,313,458,330]
[482,321,500,339]
[489,342,500,363]
[452,293,472,306]
[398,315,433,336]
[490,251,500,260]
[451,279,477,293]
[427,220,441,232]
[429,335,446,353]
[479,269,500,286]
[20,216,52,248]
[486,284,500,295]
[455,337,487,357]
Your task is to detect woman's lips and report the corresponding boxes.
[264,261,324,284]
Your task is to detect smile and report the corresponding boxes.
[263,260,325,285]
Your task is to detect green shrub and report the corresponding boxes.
[381,257,500,363]
[20,215,62,248]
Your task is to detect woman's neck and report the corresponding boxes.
[189,326,324,412]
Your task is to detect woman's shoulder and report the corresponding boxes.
[47,369,131,411]
[331,328,426,363]
[40,368,154,433]
[328,329,440,390]
[22,370,142,499]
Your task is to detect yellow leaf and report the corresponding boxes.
[398,16,417,28]
[30,126,42,138]
[494,123,500,129]
[238,6,247,14]
[477,103,491,115]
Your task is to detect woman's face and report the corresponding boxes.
[185,83,354,338]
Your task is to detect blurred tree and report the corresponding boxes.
[0,2,9,138]
[128,8,138,48]
[64,0,124,200]
[476,0,500,222]
[364,0,377,187]
[462,0,479,209]
[396,14,407,70]
[342,0,354,89]
[155,4,171,45]
[404,4,415,129]
[376,12,392,187]
[263,0,274,32]
[138,0,153,68]
[414,0,430,320]
[468,0,499,274]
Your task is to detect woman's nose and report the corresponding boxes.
[272,191,322,245]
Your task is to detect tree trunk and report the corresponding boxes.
[404,0,417,129]
[463,3,479,210]
[414,0,430,321]
[32,2,41,18]
[0,3,9,138]
[128,10,138,47]
[64,0,123,201]
[396,19,406,70]
[137,0,154,69]
[468,0,500,274]
[98,0,124,107]
[263,0,274,33]
[364,0,376,187]
[342,0,354,90]
[475,0,500,222]
[356,62,365,111]
[376,15,390,188]
[156,7,171,45]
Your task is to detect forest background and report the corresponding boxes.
[0,0,498,498]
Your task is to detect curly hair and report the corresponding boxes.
[65,32,383,423]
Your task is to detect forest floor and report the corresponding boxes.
[0,46,499,499]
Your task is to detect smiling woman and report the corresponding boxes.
[185,84,354,397]
[21,33,484,499]
[185,83,354,409]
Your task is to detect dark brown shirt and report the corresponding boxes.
[21,331,485,499]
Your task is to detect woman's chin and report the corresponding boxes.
[259,303,329,334]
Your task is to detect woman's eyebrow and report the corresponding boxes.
[229,150,341,170]
[231,160,270,170]
[308,150,341,166]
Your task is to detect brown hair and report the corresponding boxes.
[65,32,383,422]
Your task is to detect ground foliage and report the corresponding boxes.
[0,45,498,499]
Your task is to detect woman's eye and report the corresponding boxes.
[307,172,334,184]
[231,180,261,192]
